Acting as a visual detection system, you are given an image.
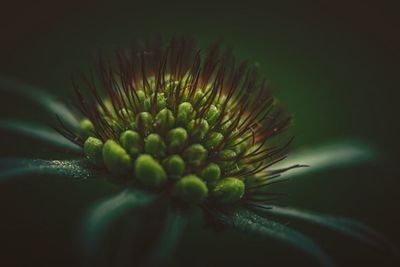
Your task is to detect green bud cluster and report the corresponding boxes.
[80,79,255,205]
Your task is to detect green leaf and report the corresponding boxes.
[268,140,376,179]
[0,158,100,182]
[0,120,81,153]
[81,189,157,265]
[146,208,187,266]
[0,75,79,129]
[253,205,398,254]
[212,207,334,267]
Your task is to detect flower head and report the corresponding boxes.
[62,39,294,206]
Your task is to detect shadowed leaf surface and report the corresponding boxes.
[81,189,160,267]
[0,75,79,129]
[211,207,334,267]
[0,120,81,153]
[146,208,188,267]
[0,158,101,181]
[254,205,398,255]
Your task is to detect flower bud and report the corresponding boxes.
[220,117,232,133]
[153,93,167,111]
[83,137,103,165]
[164,155,185,179]
[232,137,248,155]
[144,133,166,158]
[119,130,142,158]
[167,127,188,152]
[193,90,206,106]
[98,99,116,117]
[135,154,167,187]
[205,132,224,150]
[199,163,221,186]
[173,175,208,204]
[215,94,227,108]
[219,149,237,170]
[164,80,177,96]
[136,112,153,136]
[79,118,95,139]
[183,144,207,167]
[136,90,146,103]
[187,119,209,141]
[206,104,220,125]
[104,117,124,135]
[102,140,133,175]
[118,108,134,121]
[155,108,175,131]
[212,177,245,204]
[176,102,193,126]
[143,97,151,111]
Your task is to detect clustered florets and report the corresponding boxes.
[59,39,292,206]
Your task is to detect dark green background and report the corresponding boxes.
[1,1,399,266]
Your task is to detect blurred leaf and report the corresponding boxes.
[0,75,79,129]
[211,207,334,267]
[146,208,188,267]
[81,189,157,266]
[270,140,376,179]
[253,205,398,255]
[0,158,101,182]
[0,120,81,153]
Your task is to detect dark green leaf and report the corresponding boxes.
[146,209,188,267]
[81,189,157,266]
[0,158,100,181]
[0,75,79,129]
[0,120,81,153]
[268,141,376,179]
[212,207,334,267]
[254,205,398,254]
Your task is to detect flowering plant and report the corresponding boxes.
[0,39,396,267]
